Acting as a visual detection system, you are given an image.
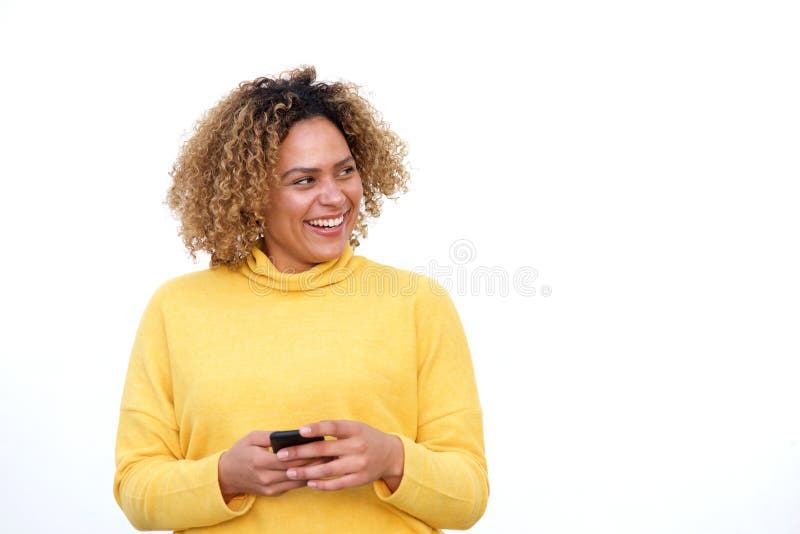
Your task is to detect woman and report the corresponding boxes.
[114,67,488,532]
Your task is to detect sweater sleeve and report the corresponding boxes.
[113,285,256,530]
[373,277,489,530]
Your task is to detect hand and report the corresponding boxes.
[217,431,327,502]
[277,420,405,492]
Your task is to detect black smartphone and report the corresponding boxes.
[269,430,324,454]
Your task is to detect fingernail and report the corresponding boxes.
[277,450,288,459]
[300,426,312,436]
[307,481,317,488]
[287,469,296,479]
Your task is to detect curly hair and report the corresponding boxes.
[166,66,410,270]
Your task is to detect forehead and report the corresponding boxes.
[276,117,351,169]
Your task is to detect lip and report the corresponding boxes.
[304,211,348,222]
[303,209,350,236]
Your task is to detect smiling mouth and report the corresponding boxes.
[304,209,350,233]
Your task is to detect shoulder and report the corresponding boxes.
[145,266,239,307]
[354,256,453,303]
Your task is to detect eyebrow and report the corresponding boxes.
[280,156,355,180]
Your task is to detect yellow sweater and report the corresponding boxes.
[114,243,488,532]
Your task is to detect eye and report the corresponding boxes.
[338,166,355,177]
[293,177,314,185]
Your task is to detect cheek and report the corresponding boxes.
[264,194,308,226]
[349,179,364,204]
[349,183,364,231]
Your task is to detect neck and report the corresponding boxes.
[259,242,315,274]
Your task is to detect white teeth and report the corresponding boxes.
[307,214,345,227]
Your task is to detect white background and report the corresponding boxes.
[1,1,799,532]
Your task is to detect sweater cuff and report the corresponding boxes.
[372,434,424,509]
[207,450,256,518]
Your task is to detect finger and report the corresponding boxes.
[258,452,295,470]
[282,457,331,469]
[307,473,366,491]
[300,420,357,439]
[286,460,336,480]
[258,479,308,498]
[261,447,332,470]
[287,454,367,482]
[259,448,328,470]
[245,430,273,448]
[277,439,342,461]
[255,467,294,486]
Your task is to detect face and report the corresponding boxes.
[260,116,363,273]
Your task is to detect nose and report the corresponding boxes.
[317,176,346,206]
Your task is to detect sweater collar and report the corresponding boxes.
[240,239,357,292]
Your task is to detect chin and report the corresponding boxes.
[310,242,346,263]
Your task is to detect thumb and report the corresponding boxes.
[245,430,273,448]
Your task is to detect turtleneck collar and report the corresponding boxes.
[240,239,359,293]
